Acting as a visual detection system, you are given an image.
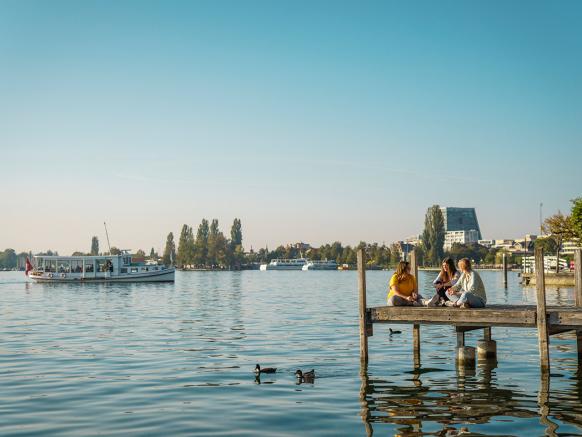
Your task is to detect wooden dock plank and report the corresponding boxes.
[369,305,537,327]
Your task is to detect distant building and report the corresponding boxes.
[562,240,582,255]
[440,207,482,239]
[492,239,514,250]
[393,241,415,261]
[478,239,494,248]
[444,230,480,250]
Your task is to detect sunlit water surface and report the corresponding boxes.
[1,270,581,436]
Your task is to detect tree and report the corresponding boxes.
[207,219,222,267]
[135,249,146,258]
[149,247,158,260]
[194,219,210,267]
[110,247,121,255]
[571,197,582,241]
[421,205,445,266]
[230,218,242,247]
[534,237,558,255]
[0,249,17,269]
[90,236,99,256]
[162,232,176,266]
[543,211,575,272]
[176,224,194,267]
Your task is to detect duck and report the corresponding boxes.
[255,364,277,374]
[295,369,315,380]
[389,328,402,335]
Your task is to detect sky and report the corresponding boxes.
[1,0,581,255]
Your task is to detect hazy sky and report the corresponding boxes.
[1,0,581,255]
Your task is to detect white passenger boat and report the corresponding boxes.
[302,260,338,271]
[27,253,175,283]
[259,258,308,271]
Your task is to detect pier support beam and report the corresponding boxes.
[357,249,369,364]
[409,249,420,368]
[575,249,582,364]
[503,253,508,288]
[535,247,550,373]
[455,327,476,367]
[477,327,497,360]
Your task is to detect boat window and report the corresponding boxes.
[120,267,127,274]
[84,261,94,273]
[57,260,71,273]
[70,260,83,273]
[131,267,138,273]
[45,259,56,273]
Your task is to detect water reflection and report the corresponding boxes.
[360,361,582,435]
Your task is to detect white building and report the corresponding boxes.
[444,230,480,250]
[562,240,581,255]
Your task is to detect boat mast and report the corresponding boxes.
[104,222,112,254]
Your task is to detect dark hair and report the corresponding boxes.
[440,257,457,281]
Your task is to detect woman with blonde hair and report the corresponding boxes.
[447,258,487,308]
[387,261,424,306]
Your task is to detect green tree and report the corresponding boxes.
[194,219,210,267]
[230,218,243,247]
[149,247,157,260]
[163,232,176,266]
[207,219,222,267]
[571,197,582,241]
[421,205,445,266]
[109,247,121,255]
[543,211,575,272]
[90,236,99,256]
[135,249,146,258]
[176,224,194,267]
[0,249,17,269]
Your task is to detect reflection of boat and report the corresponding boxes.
[259,259,307,271]
[302,260,338,271]
[28,253,175,282]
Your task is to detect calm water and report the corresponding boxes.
[1,270,581,436]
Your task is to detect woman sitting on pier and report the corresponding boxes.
[387,261,424,306]
[446,258,487,308]
[430,257,461,305]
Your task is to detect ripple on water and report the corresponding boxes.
[1,270,581,435]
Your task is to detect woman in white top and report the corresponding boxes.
[447,258,487,308]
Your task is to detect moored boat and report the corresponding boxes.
[259,258,307,271]
[27,252,175,283]
[302,260,338,271]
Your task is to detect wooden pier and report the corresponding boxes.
[358,247,582,372]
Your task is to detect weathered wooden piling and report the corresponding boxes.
[477,327,497,360]
[502,253,508,288]
[409,249,420,368]
[575,248,582,363]
[455,328,476,367]
[535,247,550,372]
[358,249,369,364]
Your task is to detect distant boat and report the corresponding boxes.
[27,252,175,283]
[302,260,338,271]
[259,258,307,271]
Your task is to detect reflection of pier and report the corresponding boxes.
[358,364,577,435]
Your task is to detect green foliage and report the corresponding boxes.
[194,219,210,266]
[446,243,489,264]
[230,218,242,247]
[162,232,176,266]
[534,237,558,254]
[109,247,121,255]
[571,197,582,241]
[135,249,146,258]
[421,205,445,266]
[176,224,194,267]
[90,236,99,256]
[0,249,17,269]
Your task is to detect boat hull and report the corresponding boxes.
[29,269,175,283]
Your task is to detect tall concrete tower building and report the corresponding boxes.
[440,207,482,249]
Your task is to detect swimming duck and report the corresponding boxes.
[295,369,315,379]
[389,328,402,335]
[255,364,277,374]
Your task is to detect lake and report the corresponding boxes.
[1,270,581,436]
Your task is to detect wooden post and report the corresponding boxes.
[409,249,420,368]
[502,252,508,288]
[357,249,369,364]
[575,249,582,364]
[535,247,550,373]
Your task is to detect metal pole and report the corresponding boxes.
[104,222,112,254]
